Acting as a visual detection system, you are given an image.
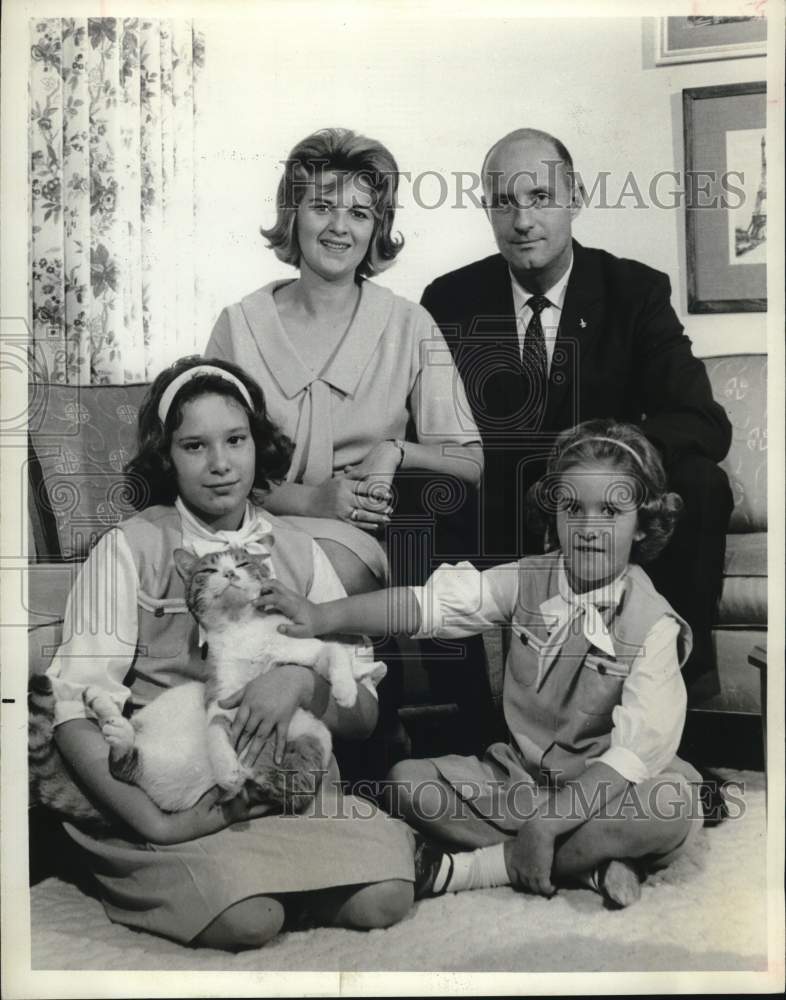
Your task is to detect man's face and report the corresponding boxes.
[483,137,579,290]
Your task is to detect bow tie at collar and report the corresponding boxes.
[176,498,275,561]
[537,563,627,659]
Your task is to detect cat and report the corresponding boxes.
[29,544,382,826]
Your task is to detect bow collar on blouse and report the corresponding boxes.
[532,560,627,687]
[176,498,275,560]
[238,280,395,485]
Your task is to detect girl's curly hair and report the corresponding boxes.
[526,418,683,564]
[124,356,293,510]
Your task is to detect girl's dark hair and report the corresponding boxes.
[261,127,404,280]
[526,418,683,564]
[124,356,293,509]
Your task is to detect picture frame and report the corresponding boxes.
[683,82,767,314]
[657,15,767,65]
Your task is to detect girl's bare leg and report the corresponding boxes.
[192,896,285,951]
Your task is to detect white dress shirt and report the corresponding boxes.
[48,502,385,726]
[510,256,574,372]
[409,557,687,784]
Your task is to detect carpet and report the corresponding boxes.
[29,770,768,973]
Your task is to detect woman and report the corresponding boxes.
[206,128,483,597]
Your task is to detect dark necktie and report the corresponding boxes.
[521,294,550,429]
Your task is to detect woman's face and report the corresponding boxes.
[169,392,256,531]
[296,170,377,283]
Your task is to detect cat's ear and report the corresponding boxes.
[173,548,199,580]
[258,532,275,550]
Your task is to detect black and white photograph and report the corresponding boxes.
[2,0,783,996]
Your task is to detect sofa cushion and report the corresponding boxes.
[28,382,149,561]
[701,628,765,714]
[703,355,767,533]
[723,532,767,578]
[717,577,767,628]
[716,532,767,627]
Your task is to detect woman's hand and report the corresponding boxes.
[218,665,314,769]
[343,441,400,507]
[309,474,392,532]
[257,580,323,638]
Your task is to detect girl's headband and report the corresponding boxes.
[560,435,646,471]
[157,366,253,425]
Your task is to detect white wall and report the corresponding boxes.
[194,12,768,357]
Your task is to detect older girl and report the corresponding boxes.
[260,420,704,908]
[46,356,415,950]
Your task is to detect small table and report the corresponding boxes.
[748,643,767,768]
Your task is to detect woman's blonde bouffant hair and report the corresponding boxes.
[261,127,404,280]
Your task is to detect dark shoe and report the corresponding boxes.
[412,833,452,899]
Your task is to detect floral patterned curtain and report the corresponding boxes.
[29,18,205,385]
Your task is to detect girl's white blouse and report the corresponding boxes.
[47,502,384,726]
[409,559,687,785]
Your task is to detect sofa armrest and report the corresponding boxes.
[29,622,64,679]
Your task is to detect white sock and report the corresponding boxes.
[433,844,511,894]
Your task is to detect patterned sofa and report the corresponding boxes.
[27,354,768,721]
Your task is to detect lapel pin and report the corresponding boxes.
[579,318,587,329]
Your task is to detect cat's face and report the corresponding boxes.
[173,546,272,625]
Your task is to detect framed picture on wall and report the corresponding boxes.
[657,16,766,65]
[683,82,767,314]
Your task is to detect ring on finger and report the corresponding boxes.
[350,507,359,521]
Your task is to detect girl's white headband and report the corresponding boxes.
[157,366,253,424]
[561,435,646,471]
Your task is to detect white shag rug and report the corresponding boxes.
[29,770,768,973]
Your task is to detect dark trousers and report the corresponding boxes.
[647,455,733,704]
[334,472,497,787]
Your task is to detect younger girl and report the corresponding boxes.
[46,356,415,950]
[262,420,704,908]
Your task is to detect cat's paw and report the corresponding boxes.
[83,686,119,722]
[215,761,248,800]
[101,716,135,750]
[329,674,358,708]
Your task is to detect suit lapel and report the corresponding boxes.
[456,256,521,424]
[545,241,604,429]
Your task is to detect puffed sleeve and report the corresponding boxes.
[408,304,481,446]
[46,529,140,727]
[411,561,519,640]
[204,307,232,360]
[589,616,688,783]
[307,540,386,695]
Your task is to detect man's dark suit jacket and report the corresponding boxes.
[421,241,732,561]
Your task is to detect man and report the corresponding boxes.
[421,128,732,701]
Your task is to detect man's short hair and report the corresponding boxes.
[481,128,575,191]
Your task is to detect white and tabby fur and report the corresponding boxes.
[32,543,381,822]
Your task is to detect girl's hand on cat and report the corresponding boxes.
[159,786,277,842]
[310,474,392,532]
[219,665,314,768]
[257,580,322,638]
